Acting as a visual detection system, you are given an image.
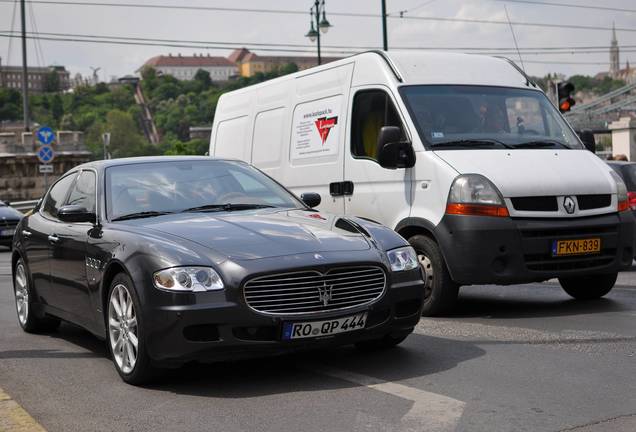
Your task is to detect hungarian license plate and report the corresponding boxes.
[282,312,367,340]
[552,238,601,256]
[0,228,15,237]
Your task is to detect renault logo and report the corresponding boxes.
[318,281,332,306]
[563,196,576,214]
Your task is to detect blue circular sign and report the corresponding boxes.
[37,145,55,163]
[36,126,55,145]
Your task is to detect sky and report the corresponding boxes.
[0,0,635,81]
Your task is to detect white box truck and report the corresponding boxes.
[210,51,635,315]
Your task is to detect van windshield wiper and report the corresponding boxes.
[430,139,514,149]
[514,140,569,149]
[181,203,276,213]
[112,211,174,221]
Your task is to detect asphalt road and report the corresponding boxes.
[0,248,634,432]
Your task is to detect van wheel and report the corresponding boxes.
[558,273,617,300]
[409,235,459,316]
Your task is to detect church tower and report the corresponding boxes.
[610,22,620,77]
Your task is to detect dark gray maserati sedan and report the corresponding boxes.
[11,157,425,384]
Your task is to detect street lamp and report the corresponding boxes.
[305,0,332,65]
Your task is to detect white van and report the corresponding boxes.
[210,51,635,315]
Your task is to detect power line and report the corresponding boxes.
[0,0,635,33]
[494,0,636,13]
[2,30,636,57]
[6,0,18,64]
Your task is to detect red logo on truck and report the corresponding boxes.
[314,116,338,145]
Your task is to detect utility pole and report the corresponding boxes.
[381,0,388,51]
[20,0,30,131]
[315,0,322,65]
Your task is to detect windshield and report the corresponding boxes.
[105,160,303,220]
[399,85,582,150]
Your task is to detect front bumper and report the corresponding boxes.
[142,267,424,366]
[436,211,635,285]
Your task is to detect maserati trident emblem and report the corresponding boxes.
[563,196,576,214]
[314,253,324,260]
[318,280,332,306]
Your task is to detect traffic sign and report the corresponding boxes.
[37,145,55,163]
[39,164,54,174]
[36,126,55,145]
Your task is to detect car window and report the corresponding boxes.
[106,160,302,220]
[399,85,582,149]
[67,170,97,213]
[41,173,77,219]
[351,90,405,162]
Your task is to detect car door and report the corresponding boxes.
[344,87,413,227]
[48,169,97,326]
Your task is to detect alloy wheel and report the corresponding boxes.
[417,254,434,300]
[108,284,139,374]
[14,263,29,326]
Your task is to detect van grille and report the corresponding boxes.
[577,194,611,210]
[243,266,386,315]
[511,196,558,212]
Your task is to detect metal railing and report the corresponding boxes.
[7,200,39,213]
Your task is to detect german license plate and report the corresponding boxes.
[0,228,15,237]
[552,238,601,256]
[282,313,367,340]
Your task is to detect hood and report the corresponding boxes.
[434,149,615,197]
[132,209,371,261]
[0,205,24,221]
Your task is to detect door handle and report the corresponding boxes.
[21,230,32,237]
[329,181,354,197]
[48,234,60,243]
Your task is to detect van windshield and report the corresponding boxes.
[399,85,582,150]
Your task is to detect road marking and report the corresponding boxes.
[307,364,465,432]
[0,387,47,432]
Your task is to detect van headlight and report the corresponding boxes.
[610,171,629,212]
[446,174,509,217]
[387,246,419,272]
[153,267,224,292]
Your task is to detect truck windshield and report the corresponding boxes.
[399,85,582,150]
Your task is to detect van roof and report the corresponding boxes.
[383,51,534,89]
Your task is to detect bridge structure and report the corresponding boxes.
[565,83,636,131]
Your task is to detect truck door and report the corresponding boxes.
[344,87,412,227]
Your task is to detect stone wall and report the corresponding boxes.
[0,153,92,201]
[0,130,86,154]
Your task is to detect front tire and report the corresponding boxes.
[409,235,459,316]
[13,258,60,333]
[558,273,617,300]
[107,273,154,385]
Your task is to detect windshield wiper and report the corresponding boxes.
[181,203,276,213]
[112,211,174,221]
[430,139,514,149]
[514,140,569,149]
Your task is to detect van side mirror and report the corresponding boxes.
[578,130,596,153]
[300,192,321,208]
[376,126,415,169]
[58,205,96,223]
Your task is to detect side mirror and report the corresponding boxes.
[58,205,96,223]
[376,126,416,169]
[300,192,321,208]
[578,130,596,153]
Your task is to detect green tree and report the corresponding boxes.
[43,70,61,92]
[51,94,64,123]
[0,89,21,120]
[194,69,212,89]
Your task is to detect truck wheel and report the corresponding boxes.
[558,273,617,300]
[408,235,459,316]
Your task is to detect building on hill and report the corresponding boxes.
[228,48,342,77]
[596,24,636,84]
[0,57,70,92]
[139,54,238,81]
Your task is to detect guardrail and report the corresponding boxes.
[8,200,40,213]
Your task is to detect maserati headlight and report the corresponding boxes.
[387,246,419,272]
[153,267,224,292]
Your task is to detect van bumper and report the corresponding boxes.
[435,212,635,285]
